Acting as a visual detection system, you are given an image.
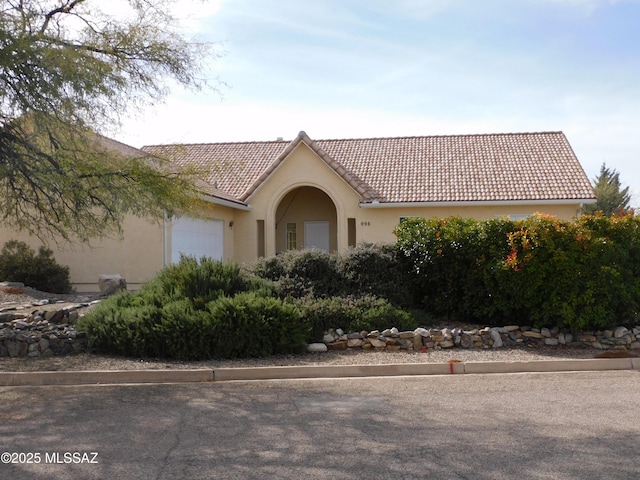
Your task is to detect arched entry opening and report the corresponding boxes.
[275,186,337,253]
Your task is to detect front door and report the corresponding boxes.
[304,221,330,252]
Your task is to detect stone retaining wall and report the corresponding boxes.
[2,303,640,358]
[0,305,88,358]
[319,325,640,352]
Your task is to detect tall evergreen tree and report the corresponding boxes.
[582,163,632,216]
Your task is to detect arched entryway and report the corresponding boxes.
[275,186,337,253]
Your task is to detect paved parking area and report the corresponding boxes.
[1,370,639,479]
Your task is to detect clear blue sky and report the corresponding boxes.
[117,0,640,205]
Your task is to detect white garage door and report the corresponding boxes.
[171,217,224,263]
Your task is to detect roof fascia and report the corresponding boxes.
[359,198,597,208]
[200,194,252,211]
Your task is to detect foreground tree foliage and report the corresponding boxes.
[0,0,214,241]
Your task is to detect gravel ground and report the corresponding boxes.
[0,284,610,372]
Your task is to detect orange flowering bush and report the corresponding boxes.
[395,213,640,329]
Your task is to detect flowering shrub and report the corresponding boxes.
[394,213,640,330]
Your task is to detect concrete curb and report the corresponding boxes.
[0,369,213,386]
[0,358,637,386]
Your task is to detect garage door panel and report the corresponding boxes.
[171,217,224,262]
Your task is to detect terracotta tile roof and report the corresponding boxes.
[142,131,595,206]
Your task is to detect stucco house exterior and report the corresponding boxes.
[0,130,596,291]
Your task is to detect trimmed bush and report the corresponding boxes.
[295,295,417,341]
[0,240,72,293]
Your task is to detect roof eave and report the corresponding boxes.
[359,198,597,208]
[200,194,252,211]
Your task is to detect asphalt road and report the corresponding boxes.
[1,371,639,480]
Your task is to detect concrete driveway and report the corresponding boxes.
[1,371,639,479]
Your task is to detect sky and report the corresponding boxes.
[116,0,640,205]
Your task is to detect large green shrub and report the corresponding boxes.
[251,243,414,305]
[394,217,499,319]
[498,214,640,329]
[0,240,72,293]
[78,257,309,360]
[337,243,414,307]
[394,213,640,331]
[251,248,344,298]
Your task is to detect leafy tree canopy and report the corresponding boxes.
[0,0,216,242]
[582,163,632,216]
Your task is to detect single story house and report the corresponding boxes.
[0,130,596,291]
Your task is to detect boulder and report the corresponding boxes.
[307,343,328,353]
[98,274,127,296]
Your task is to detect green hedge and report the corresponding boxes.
[394,213,640,330]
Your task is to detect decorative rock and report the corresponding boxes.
[489,329,503,348]
[522,331,544,339]
[541,328,551,338]
[460,334,473,349]
[369,338,387,348]
[98,274,127,296]
[327,340,348,351]
[413,335,423,350]
[439,340,454,348]
[614,326,629,338]
[414,327,430,337]
[578,334,597,342]
[504,325,520,332]
[323,333,336,343]
[399,331,414,339]
[347,338,363,348]
[335,328,344,336]
[544,338,559,346]
[307,343,328,353]
[390,327,399,335]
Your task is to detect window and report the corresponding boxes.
[286,223,297,250]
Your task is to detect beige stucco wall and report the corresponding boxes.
[0,216,165,292]
[352,203,583,245]
[0,200,239,292]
